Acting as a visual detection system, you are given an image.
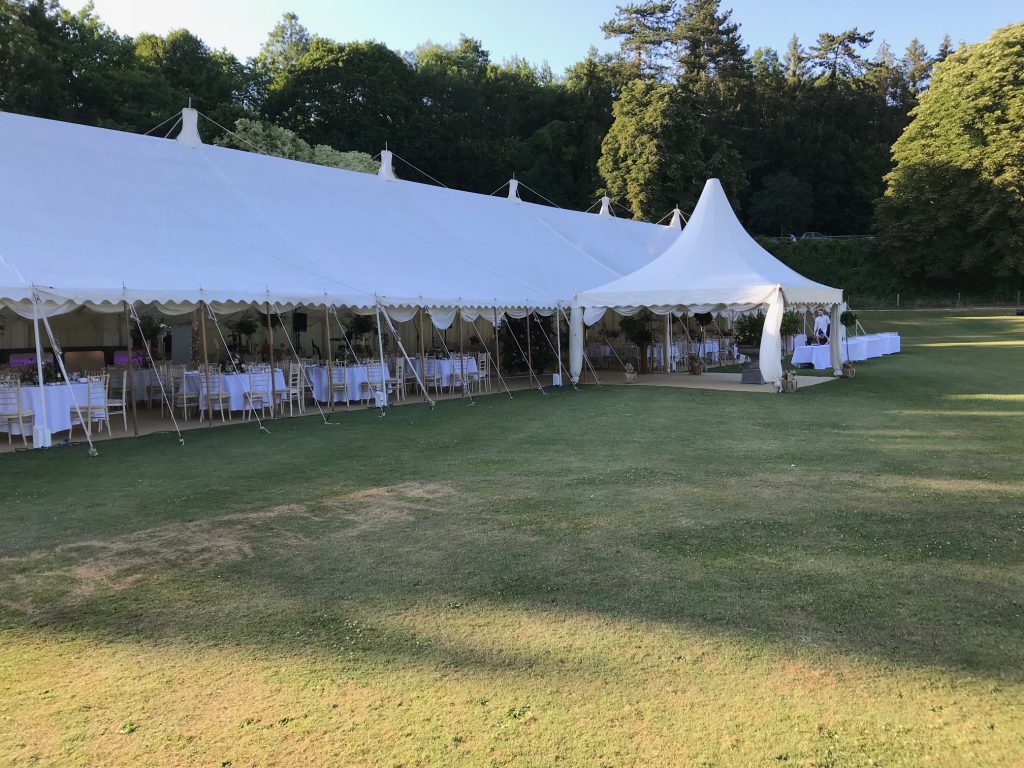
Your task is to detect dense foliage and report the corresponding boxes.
[876,23,1024,287]
[1,0,1019,294]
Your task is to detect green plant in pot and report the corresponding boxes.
[733,312,766,385]
[840,310,858,376]
[780,310,801,350]
[619,310,654,373]
[227,311,259,356]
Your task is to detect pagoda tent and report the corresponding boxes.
[571,179,844,388]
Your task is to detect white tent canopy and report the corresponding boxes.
[0,110,680,325]
[571,179,845,387]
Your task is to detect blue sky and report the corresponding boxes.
[80,0,1021,72]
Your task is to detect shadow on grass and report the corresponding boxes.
[3,311,1024,684]
[3,464,1022,683]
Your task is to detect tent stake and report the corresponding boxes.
[122,301,139,437]
[199,301,212,427]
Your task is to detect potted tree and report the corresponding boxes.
[619,310,654,374]
[840,310,858,378]
[780,310,801,354]
[733,312,765,385]
[227,311,259,358]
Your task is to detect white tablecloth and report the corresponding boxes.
[879,332,901,353]
[189,370,286,412]
[791,345,832,369]
[843,336,868,361]
[409,358,478,387]
[1,382,90,436]
[306,364,391,404]
[864,335,888,358]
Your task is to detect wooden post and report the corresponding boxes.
[324,304,334,412]
[526,311,534,387]
[418,308,427,401]
[582,323,588,384]
[266,302,276,418]
[493,308,500,388]
[122,302,139,437]
[458,307,466,397]
[199,301,212,427]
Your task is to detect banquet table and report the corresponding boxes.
[842,336,868,361]
[863,334,888,359]
[791,344,833,370]
[879,332,901,353]
[409,357,478,388]
[188,369,286,413]
[1,381,90,436]
[306,363,392,404]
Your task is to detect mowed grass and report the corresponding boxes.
[1,310,1023,767]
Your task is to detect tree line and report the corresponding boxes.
[1,1,1021,292]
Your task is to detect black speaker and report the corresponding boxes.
[292,312,307,332]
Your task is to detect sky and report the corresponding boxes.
[77,0,1021,72]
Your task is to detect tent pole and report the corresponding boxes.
[324,304,334,413]
[30,291,50,447]
[458,307,466,397]
[122,301,139,437]
[374,305,387,408]
[418,308,427,402]
[199,301,212,427]
[493,308,500,388]
[582,323,588,384]
[266,302,276,418]
[555,305,563,385]
[665,314,673,372]
[526,312,534,388]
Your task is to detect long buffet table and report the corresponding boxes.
[791,333,901,370]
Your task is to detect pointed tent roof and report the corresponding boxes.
[574,179,843,312]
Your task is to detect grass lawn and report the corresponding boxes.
[1,309,1022,767]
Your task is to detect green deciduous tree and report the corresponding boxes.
[749,171,813,235]
[264,39,416,154]
[877,23,1024,285]
[214,117,377,173]
[598,78,743,220]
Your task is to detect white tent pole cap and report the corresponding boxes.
[598,196,612,217]
[176,107,202,148]
[378,149,397,181]
[669,208,683,230]
[507,179,520,201]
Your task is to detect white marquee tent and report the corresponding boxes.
[571,179,845,388]
[0,109,681,321]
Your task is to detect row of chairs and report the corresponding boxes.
[2,352,499,445]
[0,372,129,445]
[417,353,493,396]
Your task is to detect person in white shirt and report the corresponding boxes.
[813,309,830,344]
